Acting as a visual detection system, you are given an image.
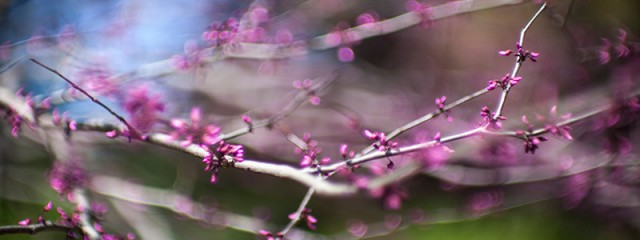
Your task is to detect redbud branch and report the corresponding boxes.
[316,127,484,174]
[209,0,530,59]
[279,187,316,237]
[483,103,613,139]
[0,221,72,235]
[274,124,309,150]
[492,3,547,120]
[29,58,141,138]
[73,188,101,240]
[359,88,490,156]
[309,0,527,51]
[268,72,338,126]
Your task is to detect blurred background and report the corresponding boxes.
[1,0,640,239]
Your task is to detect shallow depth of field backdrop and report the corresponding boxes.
[1,0,640,239]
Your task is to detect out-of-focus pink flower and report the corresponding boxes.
[564,173,590,208]
[293,79,323,106]
[202,18,239,46]
[170,107,221,147]
[363,129,398,152]
[467,190,503,214]
[356,12,379,27]
[18,218,31,226]
[337,47,355,62]
[405,0,432,28]
[122,85,165,132]
[347,220,368,237]
[172,40,203,71]
[288,208,317,230]
[43,201,53,212]
[49,159,87,200]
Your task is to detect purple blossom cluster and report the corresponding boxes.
[364,129,399,152]
[122,85,165,133]
[296,133,330,168]
[170,107,221,147]
[49,160,87,201]
[203,140,245,184]
[288,208,318,230]
[498,42,539,63]
[486,74,522,91]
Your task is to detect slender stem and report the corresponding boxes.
[492,3,547,120]
[316,127,483,173]
[484,103,613,138]
[73,188,101,240]
[359,88,490,156]
[278,187,316,237]
[0,221,71,235]
[519,3,547,46]
[29,58,141,138]
[269,72,338,126]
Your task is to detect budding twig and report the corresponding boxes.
[0,221,71,235]
[359,88,490,156]
[492,3,547,120]
[29,58,142,139]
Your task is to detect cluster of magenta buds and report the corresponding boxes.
[364,129,399,152]
[202,18,239,46]
[288,208,318,230]
[515,130,549,154]
[297,133,331,168]
[480,106,505,129]
[499,42,539,63]
[487,73,522,91]
[202,140,245,184]
[293,79,321,105]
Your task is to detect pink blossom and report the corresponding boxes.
[337,47,355,62]
[468,190,503,214]
[49,159,87,199]
[172,40,203,71]
[405,0,432,27]
[202,18,239,46]
[356,12,379,27]
[43,201,53,212]
[275,29,293,45]
[339,144,349,158]
[18,218,31,226]
[123,85,165,132]
[347,220,368,237]
[170,107,221,147]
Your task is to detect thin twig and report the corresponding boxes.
[73,188,101,240]
[492,3,547,120]
[0,221,72,235]
[29,58,141,138]
[278,187,316,237]
[359,88,490,156]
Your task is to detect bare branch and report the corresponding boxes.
[492,3,547,120]
[0,221,71,235]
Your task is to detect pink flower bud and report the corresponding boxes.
[18,218,31,226]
